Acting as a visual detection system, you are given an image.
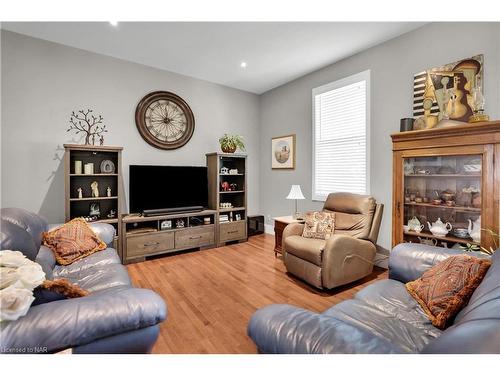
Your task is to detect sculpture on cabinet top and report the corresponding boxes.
[412,55,484,126]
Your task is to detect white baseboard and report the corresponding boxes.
[264,224,274,235]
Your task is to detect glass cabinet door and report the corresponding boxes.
[402,154,482,249]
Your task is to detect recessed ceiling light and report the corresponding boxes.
[240,62,247,68]
[109,21,118,26]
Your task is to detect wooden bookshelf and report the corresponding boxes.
[64,144,124,258]
[206,153,248,246]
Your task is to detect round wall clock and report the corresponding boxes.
[135,91,195,150]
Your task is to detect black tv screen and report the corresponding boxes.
[129,165,208,213]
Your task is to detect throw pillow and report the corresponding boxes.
[32,279,88,306]
[406,254,491,329]
[43,218,106,265]
[302,211,335,240]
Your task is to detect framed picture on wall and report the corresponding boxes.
[271,134,296,169]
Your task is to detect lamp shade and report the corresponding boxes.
[286,185,305,200]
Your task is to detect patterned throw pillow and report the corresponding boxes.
[43,218,107,265]
[406,255,491,329]
[302,211,335,240]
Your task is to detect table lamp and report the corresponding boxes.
[286,185,305,219]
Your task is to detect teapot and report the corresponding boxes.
[468,216,481,243]
[427,218,452,237]
[408,216,424,233]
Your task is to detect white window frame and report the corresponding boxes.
[312,70,371,201]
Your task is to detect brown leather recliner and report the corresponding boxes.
[282,192,383,289]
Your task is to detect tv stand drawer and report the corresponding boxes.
[175,225,215,248]
[219,220,246,242]
[126,231,175,257]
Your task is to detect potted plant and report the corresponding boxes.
[219,134,245,153]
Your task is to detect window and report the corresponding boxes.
[312,70,370,201]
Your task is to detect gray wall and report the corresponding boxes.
[1,30,260,222]
[259,22,500,253]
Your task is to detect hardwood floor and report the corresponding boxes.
[127,233,388,354]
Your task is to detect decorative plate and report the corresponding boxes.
[100,159,116,174]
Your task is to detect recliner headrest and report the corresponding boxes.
[323,192,376,215]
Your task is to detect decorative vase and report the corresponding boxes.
[221,145,236,153]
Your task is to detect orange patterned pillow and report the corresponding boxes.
[43,218,107,265]
[406,255,491,329]
[302,211,335,240]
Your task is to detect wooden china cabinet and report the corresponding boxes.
[391,121,500,252]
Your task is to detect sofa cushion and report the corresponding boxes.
[322,279,442,353]
[406,255,491,329]
[43,218,107,265]
[52,248,121,278]
[53,263,131,293]
[284,235,325,266]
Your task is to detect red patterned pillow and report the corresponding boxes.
[406,255,491,329]
[43,218,107,265]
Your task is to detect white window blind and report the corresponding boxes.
[312,70,370,201]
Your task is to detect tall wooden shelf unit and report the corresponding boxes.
[206,153,248,246]
[64,144,124,254]
[391,121,500,252]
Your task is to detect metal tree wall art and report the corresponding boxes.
[67,109,108,145]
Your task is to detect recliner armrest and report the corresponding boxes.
[388,243,489,283]
[282,223,304,253]
[322,234,376,288]
[0,287,167,353]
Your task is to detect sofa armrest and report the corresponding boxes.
[48,222,115,247]
[0,287,167,353]
[388,243,490,283]
[282,223,304,253]
[88,223,115,247]
[247,304,400,354]
[322,234,376,288]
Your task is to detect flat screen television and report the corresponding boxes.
[129,165,208,214]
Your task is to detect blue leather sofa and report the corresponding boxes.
[248,243,499,354]
[0,208,167,354]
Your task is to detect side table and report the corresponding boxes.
[273,216,304,257]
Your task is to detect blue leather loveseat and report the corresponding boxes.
[248,243,499,354]
[0,208,167,354]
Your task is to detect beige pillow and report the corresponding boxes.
[302,211,335,240]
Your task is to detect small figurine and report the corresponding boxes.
[176,219,185,228]
[230,183,238,191]
[107,186,112,197]
[77,187,83,199]
[107,210,116,219]
[229,169,238,175]
[221,181,230,191]
[220,167,229,175]
[89,202,100,216]
[91,181,99,197]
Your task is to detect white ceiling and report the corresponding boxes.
[2,22,426,94]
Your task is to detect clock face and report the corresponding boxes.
[135,91,195,149]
